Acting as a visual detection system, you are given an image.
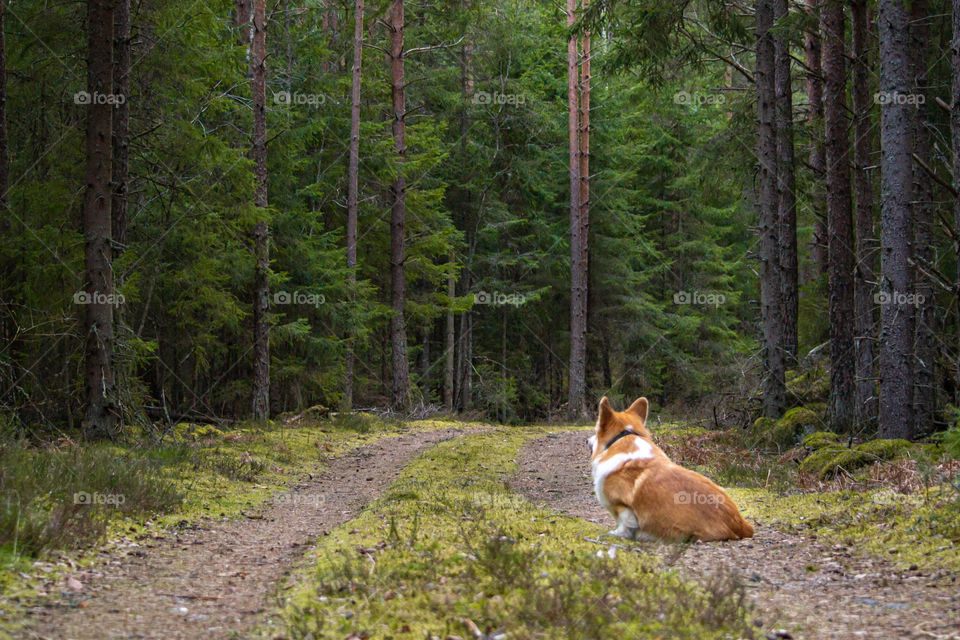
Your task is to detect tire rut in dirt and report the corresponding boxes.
[22,428,476,640]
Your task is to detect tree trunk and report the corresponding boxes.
[389,0,410,410]
[567,0,586,419]
[822,0,855,433]
[911,0,935,434]
[851,0,877,430]
[877,0,915,439]
[82,0,117,439]
[953,0,960,403]
[251,0,270,420]
[756,0,786,418]
[444,252,455,411]
[804,0,828,278]
[578,7,591,411]
[774,0,797,367]
[236,0,252,44]
[0,0,7,211]
[344,0,364,411]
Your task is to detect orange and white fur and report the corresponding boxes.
[588,396,753,542]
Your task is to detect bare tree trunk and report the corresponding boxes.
[851,0,877,430]
[236,0,252,43]
[389,0,410,410]
[774,0,797,367]
[804,0,828,278]
[822,0,855,432]
[953,0,960,403]
[0,1,7,211]
[82,0,117,439]
[877,0,915,439]
[251,0,270,420]
[567,0,586,419]
[344,0,364,411]
[910,0,935,434]
[578,8,591,415]
[444,252,455,411]
[756,0,786,418]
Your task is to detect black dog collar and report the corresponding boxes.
[604,429,637,450]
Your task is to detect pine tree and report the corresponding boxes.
[82,0,118,439]
[822,0,855,432]
[877,0,915,439]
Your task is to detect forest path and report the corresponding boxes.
[510,430,960,640]
[21,428,476,640]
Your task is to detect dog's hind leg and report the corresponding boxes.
[607,507,640,539]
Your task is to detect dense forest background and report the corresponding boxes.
[1,0,958,442]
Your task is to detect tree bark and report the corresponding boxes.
[804,0,828,278]
[877,0,915,439]
[851,0,877,430]
[822,0,855,432]
[82,0,118,439]
[953,0,960,403]
[444,252,455,411]
[0,0,7,211]
[774,0,797,367]
[250,0,270,420]
[344,0,364,411]
[910,0,935,434]
[236,0,252,44]
[756,0,786,417]
[567,0,586,419]
[389,0,410,410]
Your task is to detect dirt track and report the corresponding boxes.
[21,429,472,640]
[509,430,960,640]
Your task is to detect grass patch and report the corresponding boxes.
[0,439,182,557]
[277,429,755,639]
[0,414,467,630]
[735,483,960,571]
[649,422,960,572]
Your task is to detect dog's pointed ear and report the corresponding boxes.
[598,396,613,424]
[627,397,649,425]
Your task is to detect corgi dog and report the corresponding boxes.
[588,396,754,542]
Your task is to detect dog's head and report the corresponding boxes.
[587,396,652,458]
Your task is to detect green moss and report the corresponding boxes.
[854,438,914,460]
[0,415,467,636]
[746,407,820,450]
[733,486,960,572]
[276,430,754,639]
[798,447,872,478]
[802,430,841,450]
[786,369,830,403]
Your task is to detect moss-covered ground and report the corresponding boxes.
[0,414,472,635]
[274,428,754,639]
